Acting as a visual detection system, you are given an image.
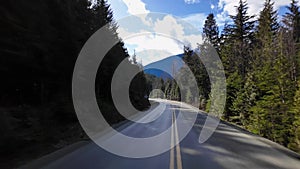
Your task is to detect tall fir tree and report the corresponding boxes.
[255,0,279,54]
[288,81,300,152]
[230,0,255,78]
[203,13,219,51]
[219,0,255,122]
[220,23,235,75]
[247,0,294,145]
[283,0,300,43]
[283,0,300,82]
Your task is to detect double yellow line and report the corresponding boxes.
[170,111,183,169]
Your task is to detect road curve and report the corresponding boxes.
[21,99,300,169]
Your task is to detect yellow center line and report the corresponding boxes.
[170,111,183,169]
[174,111,183,169]
[170,111,175,169]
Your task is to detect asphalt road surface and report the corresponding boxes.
[21,99,300,169]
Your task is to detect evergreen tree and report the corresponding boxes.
[131,50,138,64]
[182,46,210,108]
[0,0,151,157]
[220,0,255,123]
[288,81,300,152]
[255,0,279,50]
[230,0,255,78]
[283,0,300,82]
[247,0,294,145]
[283,0,300,43]
[234,71,258,126]
[203,13,219,51]
[219,23,235,75]
[224,71,243,122]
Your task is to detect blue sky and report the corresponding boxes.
[105,0,298,65]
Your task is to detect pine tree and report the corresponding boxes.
[247,0,294,145]
[283,0,300,43]
[236,71,258,127]
[131,50,138,64]
[273,30,296,145]
[288,81,300,152]
[224,71,243,122]
[219,0,255,123]
[219,23,235,75]
[247,0,275,136]
[255,0,279,51]
[230,0,255,78]
[182,46,210,105]
[203,13,219,51]
[283,0,300,82]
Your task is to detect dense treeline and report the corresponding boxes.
[155,47,210,109]
[204,0,300,152]
[0,0,149,166]
[155,0,300,153]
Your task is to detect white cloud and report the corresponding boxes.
[218,0,300,19]
[274,0,300,10]
[136,50,174,66]
[216,0,300,27]
[117,0,153,29]
[117,17,183,64]
[122,0,149,15]
[215,12,231,27]
[184,0,200,4]
[218,0,238,16]
[154,15,185,39]
[107,0,130,19]
[153,15,204,49]
[123,33,184,65]
[117,14,204,65]
[182,13,207,31]
[114,1,206,65]
[123,32,183,54]
[211,4,215,10]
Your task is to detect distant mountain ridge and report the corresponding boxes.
[143,54,184,80]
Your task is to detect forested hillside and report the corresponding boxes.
[218,0,300,153]
[0,0,149,167]
[158,0,300,153]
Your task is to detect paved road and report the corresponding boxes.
[22,100,300,169]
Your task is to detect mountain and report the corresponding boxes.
[143,54,184,80]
